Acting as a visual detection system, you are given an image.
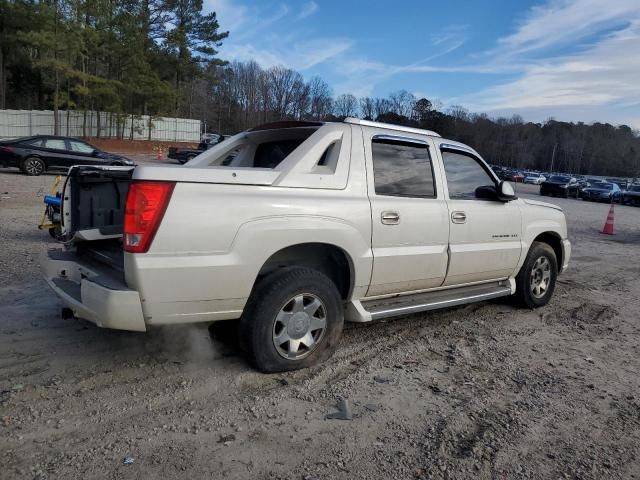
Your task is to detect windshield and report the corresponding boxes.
[551,175,570,182]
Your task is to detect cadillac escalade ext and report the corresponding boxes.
[41,118,571,372]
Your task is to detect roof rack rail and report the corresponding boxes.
[344,117,440,137]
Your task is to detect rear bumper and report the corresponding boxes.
[41,249,146,332]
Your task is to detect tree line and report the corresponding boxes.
[201,61,640,177]
[1,1,639,176]
[0,0,227,137]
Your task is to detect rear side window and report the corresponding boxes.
[44,139,67,150]
[24,138,44,147]
[371,138,436,197]
[442,150,495,200]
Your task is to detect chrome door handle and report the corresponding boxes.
[451,211,466,224]
[381,211,400,225]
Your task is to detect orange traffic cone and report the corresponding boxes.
[601,204,615,235]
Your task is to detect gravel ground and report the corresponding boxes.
[1,168,640,480]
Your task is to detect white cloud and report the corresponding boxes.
[330,24,469,94]
[223,38,352,71]
[297,1,319,20]
[203,0,249,32]
[204,0,289,42]
[459,12,640,129]
[493,0,640,56]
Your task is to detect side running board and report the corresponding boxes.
[361,282,512,321]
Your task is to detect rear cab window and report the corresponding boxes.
[203,122,323,169]
[371,136,436,198]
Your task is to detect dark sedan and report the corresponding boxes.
[622,185,640,206]
[581,182,622,203]
[539,175,578,198]
[0,135,135,176]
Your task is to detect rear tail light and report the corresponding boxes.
[124,181,175,253]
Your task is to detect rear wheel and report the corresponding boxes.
[239,267,343,372]
[22,157,45,176]
[513,241,558,309]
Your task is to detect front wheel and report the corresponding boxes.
[513,241,558,309]
[239,267,344,372]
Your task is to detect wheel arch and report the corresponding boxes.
[532,231,563,268]
[255,242,355,300]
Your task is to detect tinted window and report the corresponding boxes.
[69,140,94,153]
[371,138,435,197]
[550,175,570,183]
[44,139,67,150]
[23,138,44,147]
[442,150,495,200]
[253,139,303,168]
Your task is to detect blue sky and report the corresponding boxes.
[205,0,640,128]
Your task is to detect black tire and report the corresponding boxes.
[239,267,344,373]
[48,225,62,238]
[22,157,46,176]
[513,241,558,309]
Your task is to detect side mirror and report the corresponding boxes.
[498,181,517,201]
[475,185,498,200]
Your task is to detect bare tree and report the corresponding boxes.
[389,90,415,117]
[333,93,358,118]
[359,97,375,120]
[308,76,332,120]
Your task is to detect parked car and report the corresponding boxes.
[0,135,134,175]
[622,185,640,206]
[606,178,629,189]
[581,182,622,202]
[540,175,579,198]
[508,171,525,182]
[576,178,602,198]
[42,118,570,372]
[168,134,229,164]
[523,173,546,185]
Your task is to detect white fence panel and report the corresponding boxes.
[0,110,201,142]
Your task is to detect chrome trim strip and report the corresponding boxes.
[366,286,512,320]
[439,142,478,156]
[362,278,509,302]
[345,117,440,137]
[372,134,429,145]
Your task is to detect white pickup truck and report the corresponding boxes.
[42,118,571,372]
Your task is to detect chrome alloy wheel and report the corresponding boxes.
[25,159,44,175]
[272,293,327,360]
[530,256,551,299]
